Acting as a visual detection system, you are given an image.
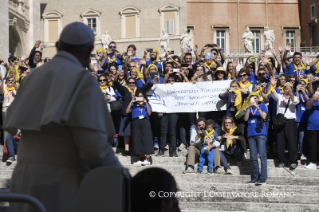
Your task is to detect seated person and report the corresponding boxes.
[219,117,245,174]
[197,119,220,174]
[183,118,221,173]
[4,133,20,164]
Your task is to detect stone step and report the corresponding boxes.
[166,174,319,186]
[124,164,319,178]
[117,154,309,167]
[174,183,318,204]
[179,202,319,212]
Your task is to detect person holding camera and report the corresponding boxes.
[143,48,162,72]
[305,84,319,169]
[294,79,310,160]
[283,44,307,79]
[98,41,123,72]
[219,80,248,157]
[242,56,257,85]
[113,74,153,156]
[309,55,319,76]
[243,92,268,185]
[126,89,153,165]
[219,117,245,174]
[269,76,300,169]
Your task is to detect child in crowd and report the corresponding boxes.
[126,89,154,165]
[196,119,220,174]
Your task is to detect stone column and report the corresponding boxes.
[27,0,40,56]
[0,1,9,59]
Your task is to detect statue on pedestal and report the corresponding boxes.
[180,29,193,52]
[159,29,169,53]
[242,27,254,54]
[99,30,112,50]
[264,26,275,53]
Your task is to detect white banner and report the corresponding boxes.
[147,81,229,113]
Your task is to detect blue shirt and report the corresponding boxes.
[131,103,152,120]
[294,91,310,123]
[219,93,240,118]
[136,79,144,88]
[245,104,268,137]
[312,66,318,76]
[307,98,319,130]
[287,63,306,78]
[102,55,123,71]
[267,84,281,118]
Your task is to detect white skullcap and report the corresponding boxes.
[59,22,95,45]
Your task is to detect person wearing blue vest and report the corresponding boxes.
[305,84,319,169]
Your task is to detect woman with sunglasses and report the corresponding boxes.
[243,93,268,185]
[219,117,245,174]
[237,69,253,93]
[98,74,116,112]
[219,80,248,157]
[114,73,153,156]
[2,77,17,142]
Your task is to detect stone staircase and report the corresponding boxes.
[1,146,319,212]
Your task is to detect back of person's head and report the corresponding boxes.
[56,22,95,67]
[131,168,180,212]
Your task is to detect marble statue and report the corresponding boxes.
[159,29,169,53]
[242,27,254,54]
[180,29,192,52]
[264,26,275,53]
[99,30,112,50]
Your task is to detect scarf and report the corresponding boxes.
[233,89,242,111]
[204,61,215,70]
[293,63,306,75]
[5,86,15,95]
[108,81,113,86]
[119,80,126,87]
[203,129,215,145]
[316,61,319,74]
[277,86,284,94]
[100,85,108,92]
[225,127,237,149]
[227,72,232,79]
[239,81,252,90]
[125,86,137,94]
[107,56,117,64]
[235,91,261,116]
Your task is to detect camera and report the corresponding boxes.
[199,127,204,131]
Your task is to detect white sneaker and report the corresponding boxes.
[141,159,150,165]
[133,160,143,165]
[214,167,223,174]
[242,153,247,159]
[305,162,317,169]
[300,154,307,160]
[178,143,186,151]
[225,168,233,175]
[165,144,169,150]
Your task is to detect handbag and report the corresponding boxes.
[110,100,123,111]
[273,98,290,131]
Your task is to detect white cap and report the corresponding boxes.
[59,22,95,45]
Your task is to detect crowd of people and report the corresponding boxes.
[2,37,319,186]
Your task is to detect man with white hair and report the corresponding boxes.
[4,22,122,212]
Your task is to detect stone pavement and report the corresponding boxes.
[1,145,319,212]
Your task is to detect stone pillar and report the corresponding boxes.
[0,1,9,59]
[27,0,40,56]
